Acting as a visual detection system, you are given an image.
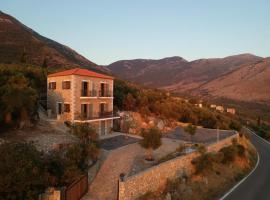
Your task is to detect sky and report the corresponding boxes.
[1,0,270,65]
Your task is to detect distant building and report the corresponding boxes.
[210,104,217,108]
[226,108,236,115]
[195,103,203,108]
[216,106,224,112]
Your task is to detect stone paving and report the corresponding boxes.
[82,137,182,200]
[82,143,144,200]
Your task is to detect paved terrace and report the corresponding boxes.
[165,127,236,144]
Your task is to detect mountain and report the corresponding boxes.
[0,11,101,71]
[107,54,270,103]
[107,53,262,89]
[195,58,270,103]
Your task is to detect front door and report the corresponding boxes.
[57,102,62,115]
[100,121,106,135]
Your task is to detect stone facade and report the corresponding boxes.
[118,134,238,200]
[47,69,118,135]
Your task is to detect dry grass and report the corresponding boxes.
[138,137,257,200]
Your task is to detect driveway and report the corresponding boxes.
[222,128,270,200]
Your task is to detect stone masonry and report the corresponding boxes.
[118,134,238,200]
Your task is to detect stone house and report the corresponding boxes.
[226,108,236,115]
[47,68,119,135]
[210,104,217,108]
[216,105,224,112]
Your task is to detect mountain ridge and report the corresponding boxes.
[107,54,268,103]
[0,11,105,72]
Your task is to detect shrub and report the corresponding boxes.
[176,144,186,153]
[219,145,238,164]
[197,144,207,155]
[236,144,245,157]
[140,127,162,160]
[192,153,214,174]
[0,142,46,200]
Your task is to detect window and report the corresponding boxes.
[64,104,70,113]
[48,82,56,90]
[62,81,71,89]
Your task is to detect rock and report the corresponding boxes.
[165,193,171,200]
[157,120,165,130]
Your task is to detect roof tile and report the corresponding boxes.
[48,68,113,79]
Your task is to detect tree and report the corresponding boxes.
[0,142,46,200]
[123,93,136,111]
[184,124,197,143]
[140,128,162,161]
[70,123,100,163]
[1,75,38,126]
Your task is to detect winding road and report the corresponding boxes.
[221,128,270,200]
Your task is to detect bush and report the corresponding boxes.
[236,144,245,157]
[192,152,215,174]
[0,142,46,200]
[219,145,238,164]
[140,127,162,160]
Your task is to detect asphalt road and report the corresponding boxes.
[222,128,270,200]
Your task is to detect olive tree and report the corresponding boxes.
[140,127,162,161]
[184,124,197,143]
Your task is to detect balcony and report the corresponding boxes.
[98,90,113,97]
[75,111,117,121]
[81,90,97,97]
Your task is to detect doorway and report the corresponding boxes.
[57,102,62,115]
[100,121,106,135]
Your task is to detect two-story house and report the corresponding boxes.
[47,68,119,135]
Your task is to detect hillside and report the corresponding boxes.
[107,54,262,89]
[195,58,270,103]
[0,11,103,71]
[107,54,267,102]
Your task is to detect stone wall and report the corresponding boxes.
[118,134,238,200]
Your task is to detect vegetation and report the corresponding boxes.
[250,123,270,141]
[70,123,100,164]
[140,128,162,161]
[0,142,46,200]
[0,64,46,130]
[139,136,257,200]
[184,124,197,142]
[192,138,246,174]
[114,79,242,131]
[0,123,100,199]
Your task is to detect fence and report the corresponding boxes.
[65,174,88,200]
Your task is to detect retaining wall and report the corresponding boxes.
[118,134,238,200]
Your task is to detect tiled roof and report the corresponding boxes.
[48,68,113,79]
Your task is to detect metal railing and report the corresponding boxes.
[80,90,112,97]
[98,90,113,97]
[75,111,114,120]
[81,90,97,97]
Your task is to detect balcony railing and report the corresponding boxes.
[81,90,97,97]
[75,111,115,120]
[98,90,113,97]
[80,90,113,97]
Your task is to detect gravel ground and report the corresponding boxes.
[165,127,236,144]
